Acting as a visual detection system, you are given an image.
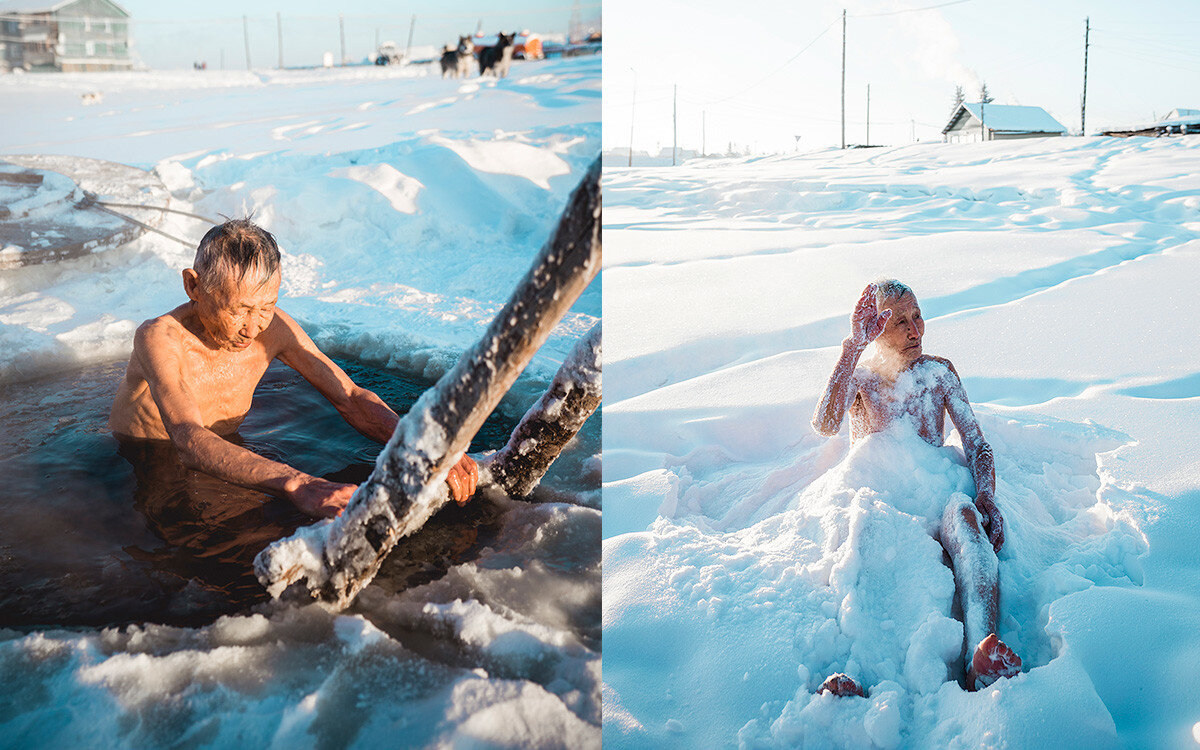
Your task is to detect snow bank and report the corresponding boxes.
[603,136,1200,748]
[0,56,600,388]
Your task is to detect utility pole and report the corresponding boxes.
[911,118,915,143]
[866,83,870,146]
[406,15,416,61]
[276,12,283,69]
[628,68,636,167]
[242,15,251,70]
[1081,16,1090,136]
[702,110,707,157]
[569,0,582,44]
[841,9,846,149]
[339,14,346,65]
[672,83,678,166]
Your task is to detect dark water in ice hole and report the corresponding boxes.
[0,358,598,630]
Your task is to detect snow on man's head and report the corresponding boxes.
[193,219,281,293]
[873,278,915,307]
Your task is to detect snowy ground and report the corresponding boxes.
[602,136,1200,749]
[0,56,601,747]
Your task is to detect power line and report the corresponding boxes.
[700,15,841,107]
[850,0,973,18]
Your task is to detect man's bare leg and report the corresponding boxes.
[940,498,1021,690]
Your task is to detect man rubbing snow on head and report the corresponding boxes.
[110,218,478,517]
[811,280,1021,695]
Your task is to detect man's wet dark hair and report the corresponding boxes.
[193,219,281,292]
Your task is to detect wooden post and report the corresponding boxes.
[242,15,251,70]
[255,158,602,608]
[276,12,283,70]
[1081,16,1090,136]
[672,84,677,166]
[840,8,846,150]
[483,322,601,497]
[628,67,636,167]
[339,14,346,65]
[405,14,416,61]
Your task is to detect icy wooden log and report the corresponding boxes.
[254,157,601,609]
[482,322,601,497]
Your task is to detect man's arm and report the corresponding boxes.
[273,311,399,443]
[942,361,1004,552]
[135,320,353,517]
[273,311,478,504]
[812,284,891,436]
[812,339,865,436]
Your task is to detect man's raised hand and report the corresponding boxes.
[850,284,892,347]
[446,454,479,506]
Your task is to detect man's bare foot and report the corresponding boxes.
[818,673,866,697]
[967,633,1022,690]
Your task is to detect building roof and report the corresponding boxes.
[1162,108,1200,125]
[944,103,1068,134]
[0,0,129,17]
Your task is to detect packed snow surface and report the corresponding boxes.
[0,56,600,747]
[603,136,1200,749]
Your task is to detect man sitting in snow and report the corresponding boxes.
[811,280,1021,693]
[110,218,478,517]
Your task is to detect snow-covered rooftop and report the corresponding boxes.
[0,0,129,16]
[1160,107,1200,125]
[945,103,1067,134]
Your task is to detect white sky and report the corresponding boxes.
[602,0,1200,153]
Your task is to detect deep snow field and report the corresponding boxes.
[602,136,1200,749]
[0,56,600,747]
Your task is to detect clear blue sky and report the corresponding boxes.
[602,0,1200,154]
[117,1,599,69]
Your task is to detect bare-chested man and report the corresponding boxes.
[110,219,478,518]
[810,280,1022,694]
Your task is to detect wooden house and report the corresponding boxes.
[0,0,131,72]
[943,103,1067,143]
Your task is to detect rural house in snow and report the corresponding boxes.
[1102,108,1200,137]
[943,103,1067,143]
[0,0,131,72]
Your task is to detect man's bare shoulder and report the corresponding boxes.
[269,307,303,334]
[917,354,960,378]
[266,308,320,355]
[134,306,191,352]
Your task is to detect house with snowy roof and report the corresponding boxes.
[1101,108,1200,138]
[942,103,1068,143]
[0,0,131,72]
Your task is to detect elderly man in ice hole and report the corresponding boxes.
[810,280,1021,695]
[110,219,479,517]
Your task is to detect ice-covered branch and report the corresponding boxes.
[254,157,601,609]
[483,321,601,497]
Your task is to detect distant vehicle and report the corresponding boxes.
[473,30,543,60]
[375,41,402,66]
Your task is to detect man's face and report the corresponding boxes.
[876,292,924,364]
[187,269,281,351]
